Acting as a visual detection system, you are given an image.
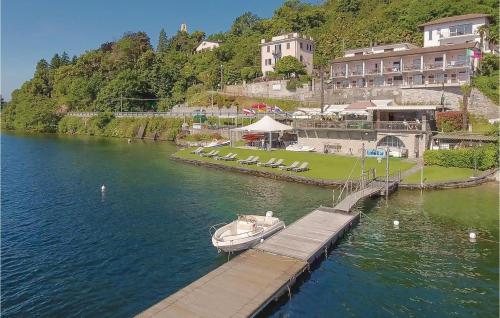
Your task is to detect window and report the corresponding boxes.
[265,59,268,66]
[450,24,473,36]
[434,56,443,66]
[356,64,363,74]
[286,42,290,49]
[275,44,281,53]
[436,73,445,83]
[413,74,423,85]
[354,52,364,56]
[356,79,365,87]
[374,76,384,86]
[458,71,467,82]
[267,46,270,52]
[384,48,394,52]
[412,58,421,69]
[300,42,303,49]
[377,136,406,149]
[300,55,303,62]
[428,30,432,41]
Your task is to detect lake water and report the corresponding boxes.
[1,132,498,317]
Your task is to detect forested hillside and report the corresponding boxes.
[3,0,498,132]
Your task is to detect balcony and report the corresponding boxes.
[403,64,421,72]
[366,69,380,75]
[424,63,444,70]
[349,70,364,76]
[332,71,346,78]
[295,120,428,132]
[272,50,282,56]
[446,61,469,69]
[384,67,401,74]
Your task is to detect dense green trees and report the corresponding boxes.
[3,0,498,131]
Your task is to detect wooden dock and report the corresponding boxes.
[137,182,395,318]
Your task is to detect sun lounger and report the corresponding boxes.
[200,150,216,157]
[205,150,219,158]
[257,158,276,166]
[215,153,232,160]
[268,159,285,168]
[292,162,309,172]
[279,161,300,170]
[238,156,254,164]
[223,153,238,161]
[243,156,259,165]
[191,147,203,154]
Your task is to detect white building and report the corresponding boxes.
[260,33,314,76]
[330,13,491,90]
[419,13,491,52]
[195,40,222,53]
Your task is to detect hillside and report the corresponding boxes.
[2,0,499,132]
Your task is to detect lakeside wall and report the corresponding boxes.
[224,81,498,118]
[171,155,498,190]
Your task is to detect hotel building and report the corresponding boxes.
[330,14,491,89]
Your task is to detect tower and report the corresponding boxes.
[180,23,187,33]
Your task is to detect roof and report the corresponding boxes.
[367,105,437,111]
[232,115,293,132]
[332,42,477,63]
[344,43,418,54]
[346,101,375,110]
[419,14,491,28]
[433,133,497,142]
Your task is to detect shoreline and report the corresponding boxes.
[171,155,498,190]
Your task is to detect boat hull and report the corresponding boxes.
[212,221,285,253]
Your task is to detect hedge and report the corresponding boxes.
[424,145,498,170]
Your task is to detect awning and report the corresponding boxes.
[232,115,293,132]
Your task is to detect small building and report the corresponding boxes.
[260,33,314,76]
[431,133,497,150]
[195,40,222,53]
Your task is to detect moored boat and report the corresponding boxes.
[211,211,285,253]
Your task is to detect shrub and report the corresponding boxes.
[286,79,299,91]
[424,145,498,170]
[436,111,462,132]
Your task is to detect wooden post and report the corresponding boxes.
[385,147,389,198]
[361,143,366,189]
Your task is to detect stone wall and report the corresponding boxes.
[297,132,428,159]
[224,80,498,118]
[469,88,499,119]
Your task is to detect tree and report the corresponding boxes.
[50,54,62,69]
[61,51,70,65]
[157,28,169,53]
[274,56,306,78]
[231,12,262,35]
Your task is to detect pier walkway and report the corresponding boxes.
[137,182,396,318]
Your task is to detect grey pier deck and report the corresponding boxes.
[137,182,393,318]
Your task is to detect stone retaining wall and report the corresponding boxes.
[171,155,498,190]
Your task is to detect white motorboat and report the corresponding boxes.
[211,211,285,253]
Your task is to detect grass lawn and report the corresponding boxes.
[403,166,477,184]
[175,146,415,181]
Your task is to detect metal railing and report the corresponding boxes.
[296,120,428,132]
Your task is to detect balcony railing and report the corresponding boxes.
[366,69,380,75]
[403,64,421,72]
[332,72,346,77]
[446,61,469,68]
[384,67,401,73]
[424,63,443,70]
[295,120,427,131]
[349,70,363,76]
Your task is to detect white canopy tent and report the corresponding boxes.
[231,115,294,149]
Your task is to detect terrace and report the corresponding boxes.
[294,120,428,132]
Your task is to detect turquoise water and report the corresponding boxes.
[1,132,498,317]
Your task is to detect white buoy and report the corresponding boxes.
[260,238,264,243]
[101,184,106,192]
[469,232,476,239]
[393,220,399,226]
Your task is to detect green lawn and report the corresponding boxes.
[175,146,415,181]
[403,166,477,184]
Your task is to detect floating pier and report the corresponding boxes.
[137,181,395,318]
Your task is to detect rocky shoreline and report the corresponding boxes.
[171,155,498,190]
